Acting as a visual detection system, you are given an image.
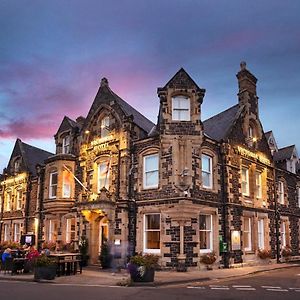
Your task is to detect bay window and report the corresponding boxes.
[143,154,159,189]
[199,214,213,253]
[144,214,160,253]
[49,172,58,199]
[63,169,71,198]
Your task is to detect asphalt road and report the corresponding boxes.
[0,266,299,300]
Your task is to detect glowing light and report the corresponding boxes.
[85,130,90,134]
[253,137,257,142]
[1,172,27,185]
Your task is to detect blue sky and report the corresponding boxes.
[0,0,299,170]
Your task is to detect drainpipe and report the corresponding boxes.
[36,165,45,250]
[273,167,280,263]
[220,140,229,268]
[24,175,32,234]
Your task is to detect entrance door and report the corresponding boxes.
[99,219,109,253]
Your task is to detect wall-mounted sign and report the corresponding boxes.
[231,230,241,251]
[236,146,271,166]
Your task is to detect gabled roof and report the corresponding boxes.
[7,139,53,176]
[264,131,272,140]
[55,116,80,137]
[162,68,203,91]
[85,78,154,133]
[203,104,240,141]
[273,145,297,161]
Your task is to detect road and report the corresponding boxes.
[0,266,299,300]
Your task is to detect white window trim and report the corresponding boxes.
[49,220,55,241]
[97,161,110,192]
[4,224,10,241]
[258,219,264,250]
[244,217,252,251]
[49,172,58,199]
[16,189,22,210]
[63,171,71,198]
[14,223,21,242]
[172,96,191,121]
[202,154,213,189]
[281,221,287,248]
[143,154,159,189]
[5,192,11,212]
[256,172,262,199]
[199,214,213,253]
[241,168,250,196]
[62,135,70,154]
[143,213,161,254]
[66,218,75,243]
[278,181,284,204]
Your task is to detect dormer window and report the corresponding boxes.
[172,96,190,121]
[14,158,21,173]
[248,126,253,139]
[62,135,70,154]
[101,116,110,138]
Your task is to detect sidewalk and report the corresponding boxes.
[0,263,299,287]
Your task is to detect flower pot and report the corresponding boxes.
[34,266,56,281]
[129,265,155,282]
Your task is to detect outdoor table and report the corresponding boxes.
[49,253,82,276]
[12,258,28,274]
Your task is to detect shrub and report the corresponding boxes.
[129,253,159,269]
[42,241,56,251]
[281,246,292,257]
[200,252,217,265]
[34,255,57,267]
[257,249,272,259]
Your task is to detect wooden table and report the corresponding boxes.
[49,253,82,276]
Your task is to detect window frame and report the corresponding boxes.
[16,188,23,210]
[143,153,159,189]
[62,170,71,198]
[97,161,110,192]
[5,191,12,211]
[143,213,161,254]
[257,219,264,250]
[3,224,10,241]
[202,154,213,189]
[278,181,284,204]
[255,172,262,199]
[14,223,21,242]
[66,218,76,243]
[62,135,70,154]
[49,172,58,199]
[280,221,287,248]
[243,217,252,252]
[199,214,213,253]
[241,167,250,196]
[100,116,110,138]
[172,96,191,121]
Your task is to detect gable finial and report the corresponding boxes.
[101,77,109,87]
[240,61,247,70]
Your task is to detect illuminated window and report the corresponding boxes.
[66,218,76,243]
[63,169,71,198]
[48,220,57,241]
[202,154,213,189]
[14,223,21,242]
[3,224,10,241]
[172,96,190,121]
[255,172,262,199]
[241,168,249,196]
[143,154,159,189]
[62,135,70,154]
[258,219,264,249]
[101,116,110,138]
[5,192,11,211]
[278,181,284,204]
[49,172,58,199]
[199,214,213,253]
[144,214,160,253]
[98,161,110,191]
[243,217,252,251]
[16,189,22,210]
[280,220,287,248]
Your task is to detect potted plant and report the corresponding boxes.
[257,249,272,263]
[79,236,89,267]
[99,241,112,269]
[34,255,57,281]
[127,253,159,282]
[281,246,292,261]
[200,252,217,270]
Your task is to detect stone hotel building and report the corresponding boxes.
[1,62,299,269]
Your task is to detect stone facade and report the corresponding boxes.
[1,63,299,270]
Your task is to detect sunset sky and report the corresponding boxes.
[0,0,299,171]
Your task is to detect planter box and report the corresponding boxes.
[34,266,56,281]
[129,265,155,282]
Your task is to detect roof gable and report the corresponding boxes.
[273,145,297,161]
[55,116,80,137]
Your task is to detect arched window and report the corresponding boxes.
[100,116,110,138]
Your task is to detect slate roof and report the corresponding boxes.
[85,79,154,134]
[203,104,240,141]
[55,116,81,137]
[273,145,296,161]
[264,131,272,140]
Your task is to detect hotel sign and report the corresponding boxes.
[236,146,271,166]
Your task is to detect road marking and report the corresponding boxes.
[235,288,256,291]
[266,289,289,292]
[187,286,205,289]
[261,286,282,289]
[209,285,228,288]
[210,287,230,290]
[288,288,300,290]
[232,285,252,288]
